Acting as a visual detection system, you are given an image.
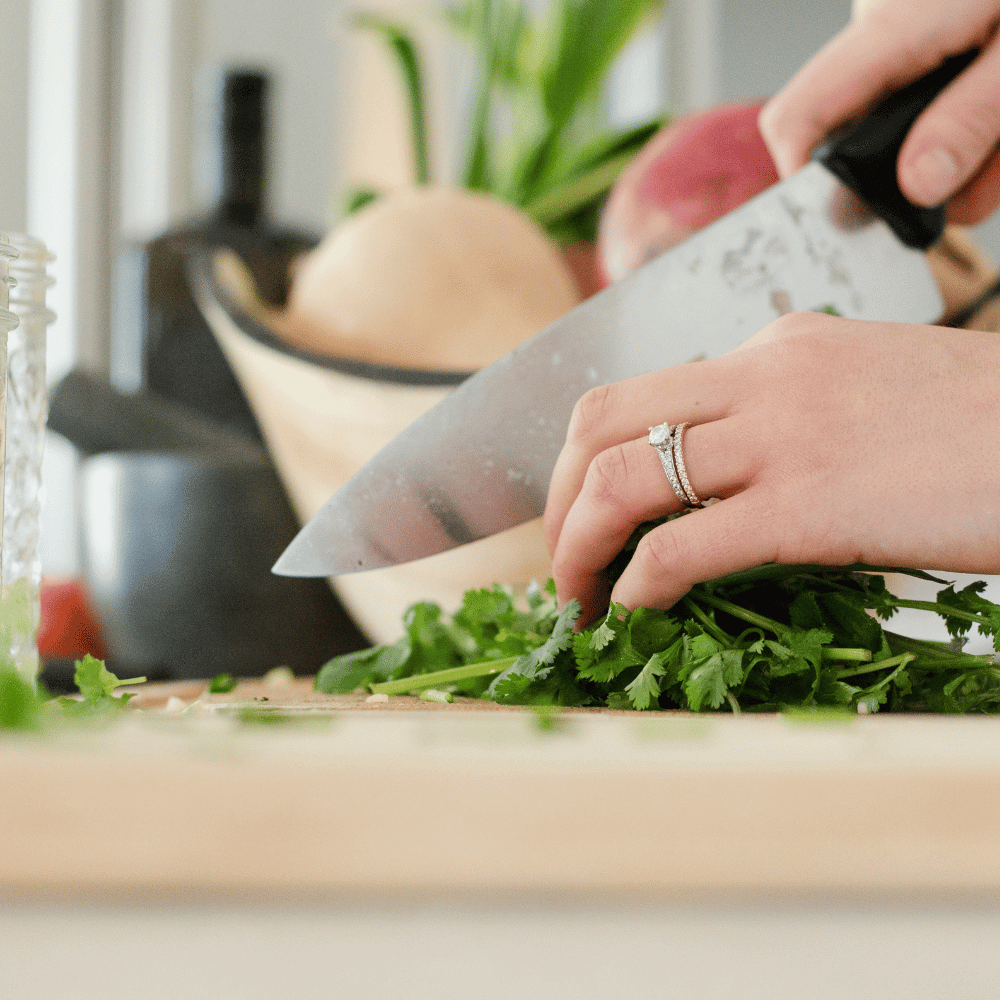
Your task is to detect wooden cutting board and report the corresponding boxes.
[2,677,999,903]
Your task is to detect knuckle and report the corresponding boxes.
[760,316,843,377]
[566,383,617,450]
[767,311,809,338]
[768,310,836,341]
[756,99,784,147]
[633,525,686,581]
[582,444,632,509]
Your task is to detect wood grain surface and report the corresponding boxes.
[2,678,999,903]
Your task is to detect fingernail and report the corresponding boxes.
[906,147,960,206]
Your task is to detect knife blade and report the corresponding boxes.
[274,54,973,578]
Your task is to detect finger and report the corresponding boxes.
[898,41,1000,208]
[759,25,930,177]
[542,360,738,556]
[609,489,784,612]
[759,11,985,178]
[551,420,755,624]
[948,148,1000,223]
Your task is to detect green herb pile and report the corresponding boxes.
[316,562,1000,714]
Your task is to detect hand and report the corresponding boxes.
[759,0,1000,224]
[543,314,1000,624]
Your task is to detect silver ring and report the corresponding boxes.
[648,421,705,509]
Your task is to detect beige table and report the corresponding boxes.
[1,680,999,997]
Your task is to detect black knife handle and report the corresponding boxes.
[813,49,978,249]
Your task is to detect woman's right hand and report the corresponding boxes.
[759,0,1000,225]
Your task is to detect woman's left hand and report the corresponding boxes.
[543,313,1000,625]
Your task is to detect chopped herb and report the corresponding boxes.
[0,655,147,730]
[73,655,146,704]
[419,689,454,703]
[209,672,239,694]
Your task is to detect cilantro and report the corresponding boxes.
[624,652,667,710]
[419,689,453,703]
[0,654,148,730]
[324,557,1000,715]
[73,654,146,705]
[208,672,238,694]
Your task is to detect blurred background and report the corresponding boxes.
[7,0,998,682]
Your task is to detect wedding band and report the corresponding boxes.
[671,422,704,507]
[648,421,705,509]
[648,422,690,507]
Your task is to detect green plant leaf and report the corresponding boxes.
[537,0,664,136]
[344,188,381,215]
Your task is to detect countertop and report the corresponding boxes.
[3,678,1000,998]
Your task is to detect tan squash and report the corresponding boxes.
[284,186,579,370]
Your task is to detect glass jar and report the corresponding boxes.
[3,234,55,684]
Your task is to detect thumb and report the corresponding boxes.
[898,43,1000,208]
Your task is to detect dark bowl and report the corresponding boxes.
[78,448,368,680]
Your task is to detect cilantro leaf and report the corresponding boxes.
[624,652,667,710]
[679,634,745,711]
[74,655,145,705]
[312,556,1000,716]
[315,636,411,694]
[486,599,580,703]
[574,604,645,683]
[209,673,238,694]
[937,582,1000,649]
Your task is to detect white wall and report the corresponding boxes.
[0,0,31,234]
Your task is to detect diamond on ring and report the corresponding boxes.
[648,422,673,448]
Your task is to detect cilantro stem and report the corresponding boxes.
[369,657,515,696]
[822,647,872,662]
[893,598,986,626]
[691,592,870,662]
[692,590,786,636]
[114,677,147,688]
[836,652,914,680]
[681,595,730,644]
[710,563,946,588]
[870,653,916,692]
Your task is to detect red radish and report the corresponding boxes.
[598,100,779,285]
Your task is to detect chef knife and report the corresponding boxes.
[274,52,971,578]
